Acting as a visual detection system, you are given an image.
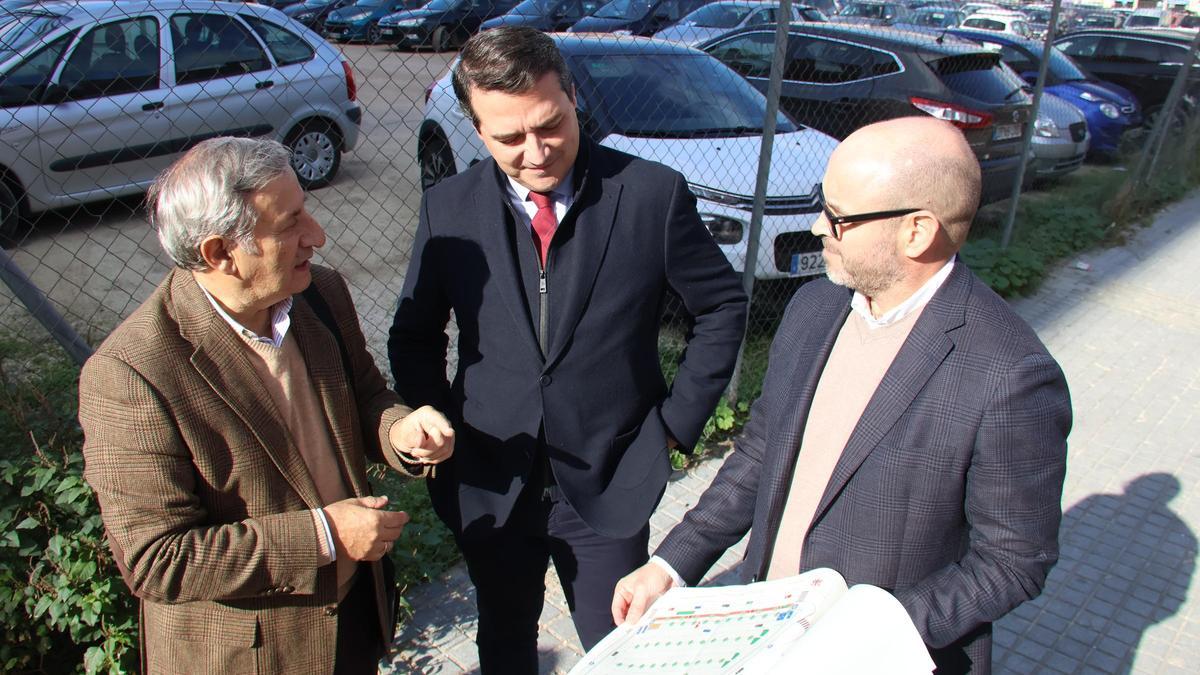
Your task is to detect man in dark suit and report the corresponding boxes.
[388,26,747,672]
[80,137,453,674]
[612,117,1072,674]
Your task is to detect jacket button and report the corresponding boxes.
[324,606,337,616]
[539,375,552,387]
[281,585,294,593]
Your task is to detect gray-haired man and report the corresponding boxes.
[80,137,453,673]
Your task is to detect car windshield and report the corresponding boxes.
[0,11,65,52]
[594,0,654,20]
[1046,48,1088,82]
[511,0,558,13]
[1025,9,1049,23]
[301,0,341,7]
[355,0,390,7]
[423,0,466,10]
[909,10,954,26]
[838,3,887,19]
[681,4,755,28]
[571,51,797,137]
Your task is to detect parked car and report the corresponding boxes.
[380,0,520,50]
[653,1,825,46]
[1028,91,1089,180]
[896,7,965,30]
[1054,28,1200,124]
[322,0,414,43]
[961,11,1034,38]
[568,0,712,36]
[1126,9,1166,30]
[282,0,355,32]
[947,27,1140,156]
[418,34,840,279]
[700,23,1034,204]
[0,0,361,242]
[479,0,609,32]
[828,1,910,26]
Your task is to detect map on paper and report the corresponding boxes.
[569,568,935,675]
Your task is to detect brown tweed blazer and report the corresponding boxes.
[79,265,421,674]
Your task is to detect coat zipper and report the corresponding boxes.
[538,265,548,355]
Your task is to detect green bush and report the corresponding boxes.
[0,448,137,674]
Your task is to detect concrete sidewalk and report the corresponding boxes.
[385,190,1200,674]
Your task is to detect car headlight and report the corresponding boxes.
[1035,115,1059,138]
[392,19,423,28]
[1079,91,1105,103]
[610,29,633,35]
[348,11,371,21]
[699,213,745,245]
[295,11,315,20]
[1099,102,1120,119]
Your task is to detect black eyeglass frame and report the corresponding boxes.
[816,183,923,239]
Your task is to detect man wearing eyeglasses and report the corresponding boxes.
[611,116,1072,675]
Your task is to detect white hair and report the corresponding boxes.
[148,137,294,270]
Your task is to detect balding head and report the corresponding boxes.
[826,117,981,250]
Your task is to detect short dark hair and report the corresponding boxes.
[452,27,574,128]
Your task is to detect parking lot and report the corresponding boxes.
[3,43,455,359]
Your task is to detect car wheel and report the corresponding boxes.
[419,130,456,191]
[288,122,342,190]
[366,22,382,45]
[431,25,455,53]
[0,181,25,248]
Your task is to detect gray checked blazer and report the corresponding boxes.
[655,263,1072,674]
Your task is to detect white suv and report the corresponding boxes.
[418,35,840,279]
[0,0,362,243]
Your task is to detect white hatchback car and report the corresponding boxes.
[0,0,361,242]
[418,35,839,279]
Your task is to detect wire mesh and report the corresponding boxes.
[0,0,1196,405]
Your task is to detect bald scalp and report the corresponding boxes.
[833,117,981,248]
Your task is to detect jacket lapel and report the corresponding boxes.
[809,265,971,525]
[543,174,620,370]
[475,169,546,365]
[175,271,324,509]
[290,298,369,497]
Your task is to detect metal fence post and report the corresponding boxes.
[727,1,792,403]
[0,248,93,366]
[1000,0,1063,250]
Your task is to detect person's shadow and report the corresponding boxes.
[995,472,1196,673]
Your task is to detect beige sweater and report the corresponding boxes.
[242,332,358,598]
[766,307,922,580]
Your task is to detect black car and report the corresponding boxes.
[481,0,608,31]
[1054,28,1200,122]
[569,0,712,36]
[282,0,356,32]
[701,24,1033,204]
[379,0,521,50]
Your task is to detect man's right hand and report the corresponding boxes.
[323,496,409,561]
[611,562,676,626]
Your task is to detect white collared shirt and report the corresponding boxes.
[505,170,575,232]
[196,280,293,347]
[850,258,956,330]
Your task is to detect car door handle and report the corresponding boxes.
[142,101,164,111]
[256,80,275,90]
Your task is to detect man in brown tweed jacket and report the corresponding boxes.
[79,137,453,674]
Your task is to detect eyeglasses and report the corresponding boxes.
[816,183,922,240]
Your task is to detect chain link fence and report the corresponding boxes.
[2,0,1198,408]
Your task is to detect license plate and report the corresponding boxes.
[790,251,826,277]
[993,123,1022,141]
[407,33,421,40]
[327,29,342,36]
[381,28,395,36]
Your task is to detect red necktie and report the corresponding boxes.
[529,191,557,267]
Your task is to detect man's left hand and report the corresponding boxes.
[390,405,455,464]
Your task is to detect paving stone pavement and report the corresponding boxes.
[383,190,1200,674]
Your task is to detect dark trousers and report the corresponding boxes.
[334,567,386,675]
[458,483,650,674]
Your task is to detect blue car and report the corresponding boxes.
[324,0,417,43]
[948,28,1141,157]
